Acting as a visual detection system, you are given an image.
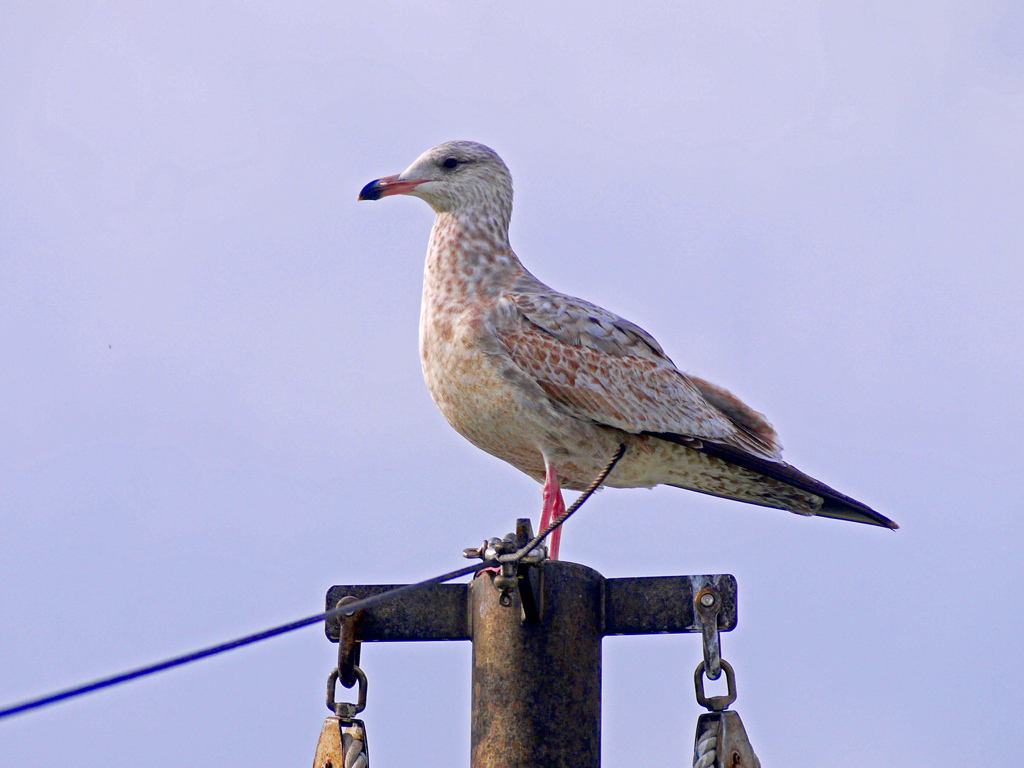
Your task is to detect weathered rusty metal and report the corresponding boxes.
[694,587,723,680]
[325,558,737,767]
[470,561,603,768]
[312,716,369,768]
[693,710,761,768]
[603,574,736,636]
[516,558,543,625]
[325,583,470,641]
[327,665,367,720]
[326,571,736,641]
[694,659,736,712]
[335,596,362,688]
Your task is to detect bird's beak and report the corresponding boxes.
[358,173,426,201]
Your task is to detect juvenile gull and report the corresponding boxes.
[359,141,897,557]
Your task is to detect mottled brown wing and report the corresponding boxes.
[495,293,781,460]
[506,287,669,359]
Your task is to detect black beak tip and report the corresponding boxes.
[358,179,383,201]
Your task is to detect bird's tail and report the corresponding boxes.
[649,433,898,529]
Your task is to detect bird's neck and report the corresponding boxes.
[423,209,522,301]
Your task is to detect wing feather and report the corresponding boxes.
[495,292,781,460]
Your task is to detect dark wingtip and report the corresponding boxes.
[854,510,899,530]
[648,431,899,531]
[358,179,383,201]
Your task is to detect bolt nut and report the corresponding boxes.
[699,592,716,608]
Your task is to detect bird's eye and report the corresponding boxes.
[442,157,459,170]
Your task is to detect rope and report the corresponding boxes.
[693,717,719,768]
[341,722,368,768]
[0,560,495,722]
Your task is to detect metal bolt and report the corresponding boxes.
[700,592,716,608]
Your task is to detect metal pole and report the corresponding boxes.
[469,561,603,768]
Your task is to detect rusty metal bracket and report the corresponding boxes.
[335,596,363,688]
[326,569,737,641]
[517,557,543,624]
[512,519,544,623]
[695,587,723,680]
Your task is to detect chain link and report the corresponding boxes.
[327,665,367,719]
[693,659,736,712]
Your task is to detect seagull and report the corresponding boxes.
[359,140,896,557]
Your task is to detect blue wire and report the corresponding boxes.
[0,561,491,721]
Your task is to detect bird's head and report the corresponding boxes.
[359,140,513,220]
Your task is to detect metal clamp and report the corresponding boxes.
[327,665,368,720]
[463,519,545,614]
[464,535,519,606]
[694,588,722,680]
[694,659,736,712]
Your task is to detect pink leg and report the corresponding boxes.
[538,464,566,560]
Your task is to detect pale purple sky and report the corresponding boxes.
[2,2,1023,765]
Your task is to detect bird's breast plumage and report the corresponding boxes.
[417,212,621,483]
